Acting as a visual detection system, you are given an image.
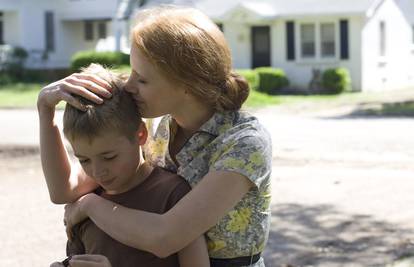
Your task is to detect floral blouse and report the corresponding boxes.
[143,111,272,267]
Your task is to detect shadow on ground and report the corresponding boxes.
[263,203,414,267]
[321,101,414,120]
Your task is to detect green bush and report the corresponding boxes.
[0,45,28,80]
[70,51,130,71]
[321,68,351,94]
[255,67,289,95]
[236,69,259,90]
[0,73,15,85]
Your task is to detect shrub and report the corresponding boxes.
[0,45,28,80]
[70,51,130,71]
[0,73,15,85]
[236,69,259,90]
[255,67,289,95]
[321,68,351,94]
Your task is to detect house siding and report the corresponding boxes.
[361,0,414,91]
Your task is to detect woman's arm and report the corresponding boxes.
[37,73,111,203]
[178,235,210,267]
[75,170,253,258]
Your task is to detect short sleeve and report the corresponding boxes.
[210,132,272,189]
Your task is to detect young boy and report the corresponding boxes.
[50,64,209,267]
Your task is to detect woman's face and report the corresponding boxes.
[125,44,186,118]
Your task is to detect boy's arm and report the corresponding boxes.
[178,235,210,267]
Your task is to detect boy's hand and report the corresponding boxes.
[37,73,112,112]
[64,194,92,240]
[50,254,112,267]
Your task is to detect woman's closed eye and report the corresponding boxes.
[104,155,117,161]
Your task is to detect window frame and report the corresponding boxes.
[379,20,386,57]
[320,22,336,58]
[97,21,107,39]
[296,20,340,62]
[84,20,94,41]
[300,23,316,59]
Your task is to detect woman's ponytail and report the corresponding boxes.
[216,71,250,111]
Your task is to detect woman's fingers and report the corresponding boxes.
[71,73,113,96]
[59,91,87,112]
[62,82,104,104]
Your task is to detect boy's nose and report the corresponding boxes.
[92,165,109,179]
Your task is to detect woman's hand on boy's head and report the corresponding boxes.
[37,73,112,112]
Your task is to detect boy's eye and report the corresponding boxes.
[137,79,146,84]
[79,159,90,164]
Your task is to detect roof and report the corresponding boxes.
[139,0,384,19]
[396,0,414,23]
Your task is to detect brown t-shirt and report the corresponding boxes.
[67,167,191,267]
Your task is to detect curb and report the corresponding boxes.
[0,145,40,157]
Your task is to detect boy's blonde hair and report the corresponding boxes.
[63,64,141,142]
[132,6,249,111]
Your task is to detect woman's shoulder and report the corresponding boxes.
[214,111,271,144]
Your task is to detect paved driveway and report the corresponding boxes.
[0,108,413,267]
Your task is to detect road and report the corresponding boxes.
[0,108,413,266]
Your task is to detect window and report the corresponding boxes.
[321,23,335,57]
[45,11,55,51]
[379,21,386,56]
[301,24,315,58]
[98,21,107,39]
[84,21,94,41]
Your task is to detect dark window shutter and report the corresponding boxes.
[0,20,3,45]
[340,19,349,59]
[286,21,295,60]
[45,12,55,52]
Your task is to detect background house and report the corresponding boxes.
[0,0,138,69]
[130,0,414,91]
[1,0,414,92]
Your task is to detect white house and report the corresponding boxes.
[133,0,414,91]
[1,0,414,92]
[0,0,137,69]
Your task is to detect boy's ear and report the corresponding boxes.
[136,122,148,145]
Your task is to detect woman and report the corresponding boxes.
[38,6,272,267]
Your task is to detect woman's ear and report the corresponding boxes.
[136,122,148,145]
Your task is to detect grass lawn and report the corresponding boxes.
[1,82,414,116]
[0,83,44,108]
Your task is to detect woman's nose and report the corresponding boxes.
[125,79,138,93]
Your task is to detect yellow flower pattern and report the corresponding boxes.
[144,111,272,267]
[226,208,252,233]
